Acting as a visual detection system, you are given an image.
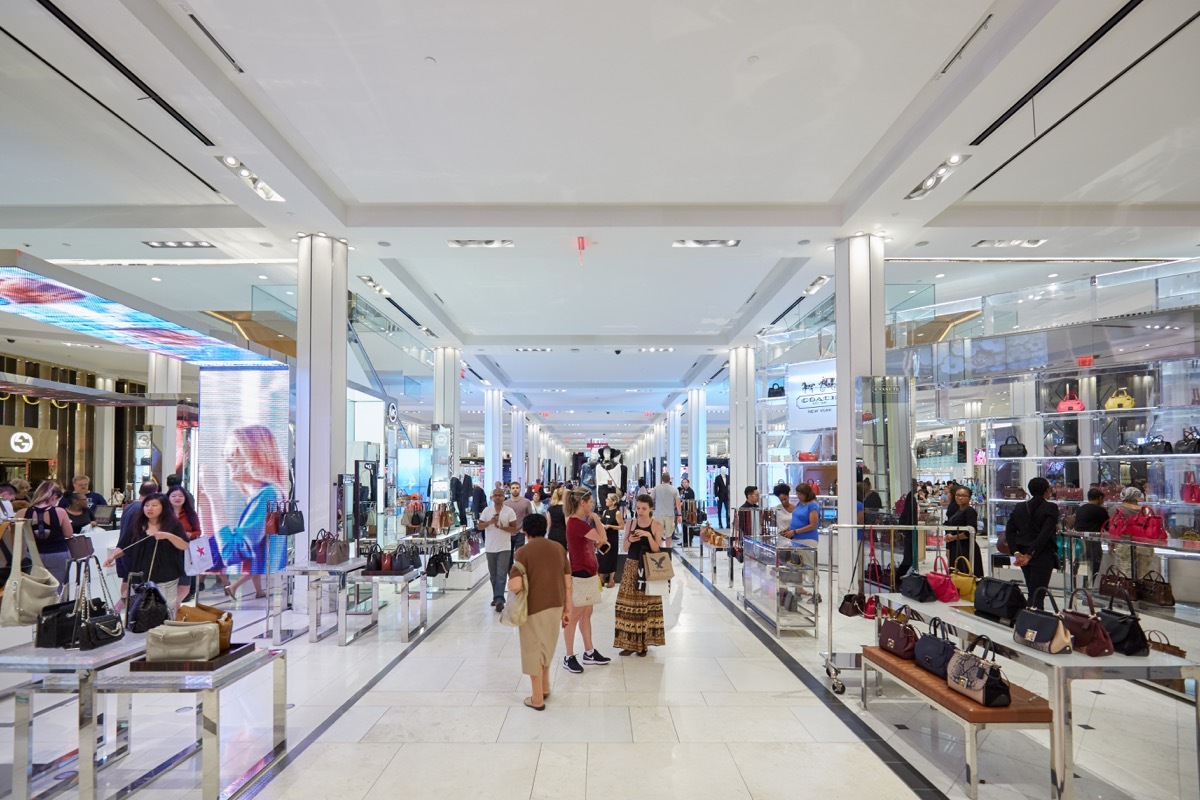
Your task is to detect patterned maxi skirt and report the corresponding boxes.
[613,558,666,652]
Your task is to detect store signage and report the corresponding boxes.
[9,432,32,453]
[0,426,58,459]
[387,402,399,423]
[1077,356,1094,367]
[787,359,837,430]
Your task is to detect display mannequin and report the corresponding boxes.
[713,466,730,528]
[594,446,627,509]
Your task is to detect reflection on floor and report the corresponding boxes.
[0,547,1194,800]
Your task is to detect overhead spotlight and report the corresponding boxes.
[447,239,514,248]
[258,275,268,280]
[222,155,240,167]
[825,245,835,251]
[947,154,963,165]
[165,242,178,247]
[151,276,162,282]
[237,167,252,178]
[906,153,972,200]
[147,241,162,247]
[935,273,945,278]
[804,275,830,295]
[317,232,327,238]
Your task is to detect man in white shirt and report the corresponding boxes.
[651,472,681,547]
[479,487,518,612]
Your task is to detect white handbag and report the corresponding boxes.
[645,580,670,597]
[1,519,61,627]
[146,620,220,661]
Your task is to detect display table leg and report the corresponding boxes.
[399,581,411,642]
[13,687,32,799]
[308,576,321,643]
[112,691,132,759]
[200,688,220,800]
[371,583,380,625]
[272,654,287,749]
[419,574,428,629]
[1049,667,1072,800]
[337,583,349,646]
[77,671,97,800]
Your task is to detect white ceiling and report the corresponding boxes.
[0,0,1197,447]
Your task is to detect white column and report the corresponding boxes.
[433,347,462,478]
[403,422,420,448]
[297,234,349,557]
[94,377,117,497]
[729,346,756,510]
[667,410,682,483]
[510,410,527,485]
[688,388,707,507]
[147,353,181,484]
[483,389,503,490]
[834,234,886,592]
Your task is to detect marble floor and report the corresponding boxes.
[0,545,1195,800]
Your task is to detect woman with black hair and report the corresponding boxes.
[105,493,190,617]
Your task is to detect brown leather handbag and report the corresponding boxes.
[879,605,918,660]
[1061,589,1113,657]
[1136,571,1175,606]
[1146,630,1187,692]
[176,603,233,652]
[1098,566,1137,601]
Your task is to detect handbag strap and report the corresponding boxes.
[1107,586,1137,615]
[1031,587,1060,613]
[953,555,973,575]
[1067,588,1097,615]
[8,519,46,571]
[927,616,946,639]
[1145,629,1170,645]
[966,634,994,659]
[932,554,948,575]
[1140,570,1167,583]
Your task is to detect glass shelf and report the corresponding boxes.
[987,406,1200,423]
[991,453,1199,462]
[758,460,838,466]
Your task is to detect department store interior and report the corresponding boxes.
[0,1,1198,799]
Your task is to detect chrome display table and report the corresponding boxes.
[270,559,367,644]
[875,593,1200,800]
[342,570,429,645]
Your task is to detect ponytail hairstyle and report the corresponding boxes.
[565,489,593,516]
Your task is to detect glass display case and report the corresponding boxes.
[739,508,819,637]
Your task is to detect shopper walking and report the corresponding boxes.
[614,494,666,657]
[506,481,534,554]
[713,468,730,528]
[598,491,624,587]
[945,485,983,578]
[480,487,518,611]
[562,489,611,673]
[113,481,158,613]
[168,485,207,604]
[546,487,568,550]
[509,514,571,710]
[1072,487,1109,581]
[21,480,75,590]
[105,492,189,618]
[651,472,681,546]
[1005,477,1060,610]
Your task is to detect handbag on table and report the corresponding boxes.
[1146,630,1188,692]
[146,620,220,662]
[1098,565,1138,601]
[322,537,349,566]
[946,635,1012,707]
[997,436,1027,458]
[0,519,61,627]
[924,556,960,604]
[1104,388,1135,410]
[1138,436,1173,455]
[1136,570,1175,606]
[1126,507,1168,540]
[67,534,95,560]
[973,577,1026,626]
[879,605,918,660]
[310,530,336,563]
[1013,589,1073,654]
[35,558,107,648]
[766,382,785,398]
[364,544,383,571]
[1062,589,1114,657]
[499,560,528,627]
[950,556,977,602]
[899,570,936,604]
[389,544,411,574]
[1056,385,1085,413]
[278,501,305,535]
[1098,589,1149,656]
[177,602,233,652]
[914,617,957,679]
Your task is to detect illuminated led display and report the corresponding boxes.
[0,267,279,367]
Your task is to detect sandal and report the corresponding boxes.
[619,649,635,657]
[224,587,236,601]
[523,698,546,711]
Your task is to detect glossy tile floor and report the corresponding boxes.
[0,549,1194,800]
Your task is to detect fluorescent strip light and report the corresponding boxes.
[672,240,741,248]
[49,258,297,267]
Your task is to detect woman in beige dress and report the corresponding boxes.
[509,514,572,710]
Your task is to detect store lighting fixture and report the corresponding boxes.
[972,239,1046,248]
[151,276,162,282]
[825,246,835,251]
[215,156,286,202]
[1048,273,1059,278]
[447,239,514,248]
[143,240,217,249]
[62,342,100,349]
[672,240,741,248]
[804,275,830,295]
[49,258,296,267]
[257,275,268,280]
[638,347,674,352]
[935,273,945,278]
[905,153,971,200]
[357,275,391,297]
[515,347,552,352]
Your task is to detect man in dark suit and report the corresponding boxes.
[713,468,730,529]
[1005,477,1060,609]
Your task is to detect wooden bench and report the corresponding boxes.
[862,646,1052,800]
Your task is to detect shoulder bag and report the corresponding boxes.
[1013,589,1073,654]
[1098,589,1149,656]
[126,540,170,634]
[879,604,918,660]
[0,519,61,627]
[950,555,977,602]
[1104,388,1135,410]
[766,382,785,398]
[73,558,124,651]
[1098,565,1138,601]
[899,570,936,604]
[914,616,956,678]
[177,602,233,652]
[278,501,305,535]
[324,537,350,565]
[864,533,893,591]
[146,620,220,662]
[389,544,411,574]
[499,559,528,627]
[925,555,960,603]
[1138,436,1173,455]
[1061,589,1113,657]
[973,577,1025,626]
[1136,570,1175,606]
[838,536,866,618]
[946,635,1011,707]
[36,558,105,648]
[264,501,280,535]
[1057,385,1085,413]
[997,436,1027,458]
[1115,437,1139,456]
[67,533,95,560]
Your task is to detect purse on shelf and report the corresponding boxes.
[973,577,1025,626]
[997,436,1027,458]
[1114,437,1139,456]
[177,602,233,652]
[950,556,977,602]
[914,617,957,679]
[0,520,61,627]
[278,501,305,535]
[879,605,918,660]
[767,382,785,398]
[1053,438,1081,457]
[1104,388,1135,410]
[900,570,936,604]
[838,537,866,618]
[1013,589,1073,654]
[1062,589,1114,657]
[1056,385,1085,413]
[1127,507,1168,540]
[146,620,220,662]
[1181,472,1200,504]
[1138,436,1173,455]
[1098,565,1138,601]
[1176,428,1200,455]
[1136,570,1175,606]
[1098,589,1149,656]
[924,556,960,604]
[797,452,818,463]
[947,635,1012,707]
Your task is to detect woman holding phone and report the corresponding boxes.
[614,494,666,657]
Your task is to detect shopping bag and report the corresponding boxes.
[184,536,215,576]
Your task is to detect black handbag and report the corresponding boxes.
[1098,589,1149,656]
[997,436,1027,458]
[1138,436,1173,455]
[278,501,305,535]
[74,558,123,651]
[365,544,383,571]
[973,577,1026,626]
[390,545,411,573]
[407,545,423,571]
[35,558,106,648]
[900,571,936,603]
[1053,438,1080,457]
[1013,589,1073,654]
[125,541,170,634]
[914,617,956,678]
[767,382,785,398]
[1115,438,1138,456]
[1174,428,1200,454]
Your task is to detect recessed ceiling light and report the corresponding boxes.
[164,242,178,247]
[258,275,268,280]
[825,245,835,252]
[147,241,162,247]
[222,155,240,167]
[947,154,963,165]
[151,276,162,282]
[908,290,917,294]
[804,275,830,295]
[276,334,285,338]
[934,273,945,278]
[285,291,293,296]
[796,239,810,246]
[1048,273,1059,278]
[447,239,514,248]
[906,154,971,200]
[237,167,252,178]
[672,240,741,248]
[290,238,299,243]
[883,237,894,243]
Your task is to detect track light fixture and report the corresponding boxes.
[215,156,286,202]
[905,154,971,200]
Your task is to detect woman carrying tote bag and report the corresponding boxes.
[507,515,571,711]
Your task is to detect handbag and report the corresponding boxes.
[767,382,785,398]
[75,559,123,652]
[1056,385,1085,413]
[797,452,818,462]
[946,636,1011,707]
[1136,570,1175,606]
[1176,428,1200,454]
[0,519,62,627]
[499,560,528,627]
[1115,437,1139,456]
[1053,438,1080,457]
[278,501,305,535]
[126,540,170,634]
[1062,589,1114,657]
[380,550,393,572]
[1013,589,1073,654]
[973,577,1025,626]
[1098,565,1138,601]
[643,551,675,582]
[1104,388,1135,410]
[925,556,960,603]
[324,538,350,565]
[389,544,411,573]
[950,556,977,602]
[146,620,220,662]
[914,617,957,678]
[177,602,233,652]
[310,530,334,563]
[899,571,935,604]
[264,501,280,535]
[1127,507,1167,540]
[838,537,866,618]
[35,558,106,648]
[1138,435,1173,455]
[407,545,423,571]
[997,436,1027,458]
[864,535,893,590]
[1146,630,1188,692]
[1181,471,1200,504]
[364,544,383,571]
[862,595,879,620]
[67,534,95,560]
[879,605,918,660]
[1098,589,1149,656]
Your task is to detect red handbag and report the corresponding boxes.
[1127,507,1168,540]
[1056,385,1085,413]
[1182,472,1199,504]
[1103,512,1131,538]
[796,452,818,462]
[879,605,918,660]
[925,555,960,603]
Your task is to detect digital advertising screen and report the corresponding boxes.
[196,366,291,575]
